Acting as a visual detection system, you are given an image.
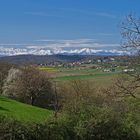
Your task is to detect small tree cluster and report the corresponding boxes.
[3,66,54,107]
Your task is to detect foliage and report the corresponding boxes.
[0,78,140,140]
[3,66,54,107]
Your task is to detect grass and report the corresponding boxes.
[54,72,118,81]
[0,96,52,124]
[60,68,98,73]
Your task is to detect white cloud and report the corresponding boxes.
[95,12,117,19]
[0,39,120,51]
[34,38,119,49]
[25,8,118,20]
[97,33,114,36]
[24,12,65,18]
[61,8,117,18]
[0,44,32,46]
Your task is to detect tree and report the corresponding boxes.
[121,14,140,69]
[3,68,21,97]
[0,62,13,94]
[3,66,53,106]
[120,14,140,98]
[121,14,140,50]
[59,80,98,114]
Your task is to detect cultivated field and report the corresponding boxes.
[39,65,121,87]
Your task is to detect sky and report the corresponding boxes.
[0,0,140,50]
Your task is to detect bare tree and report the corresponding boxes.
[121,14,140,50]
[119,14,140,98]
[102,15,140,99]
[121,14,140,71]
[103,75,139,99]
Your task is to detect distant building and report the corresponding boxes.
[103,69,111,72]
[110,58,115,61]
[97,59,102,63]
[123,69,134,73]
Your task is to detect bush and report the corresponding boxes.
[0,79,139,140]
[60,106,139,140]
[0,102,139,140]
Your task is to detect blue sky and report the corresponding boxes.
[0,0,140,49]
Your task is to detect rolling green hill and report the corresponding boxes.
[0,96,52,124]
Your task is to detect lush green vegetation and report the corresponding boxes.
[0,65,140,139]
[0,96,52,124]
[0,96,139,140]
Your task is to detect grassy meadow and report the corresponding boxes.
[0,96,52,124]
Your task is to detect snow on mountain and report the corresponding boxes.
[0,47,130,56]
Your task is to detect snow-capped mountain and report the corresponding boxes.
[0,47,130,56]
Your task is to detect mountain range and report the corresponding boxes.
[0,47,130,56]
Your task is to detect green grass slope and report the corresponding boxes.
[0,96,52,124]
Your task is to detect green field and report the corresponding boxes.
[39,65,121,81]
[54,72,118,81]
[0,96,52,124]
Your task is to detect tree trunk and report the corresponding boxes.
[31,96,35,106]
